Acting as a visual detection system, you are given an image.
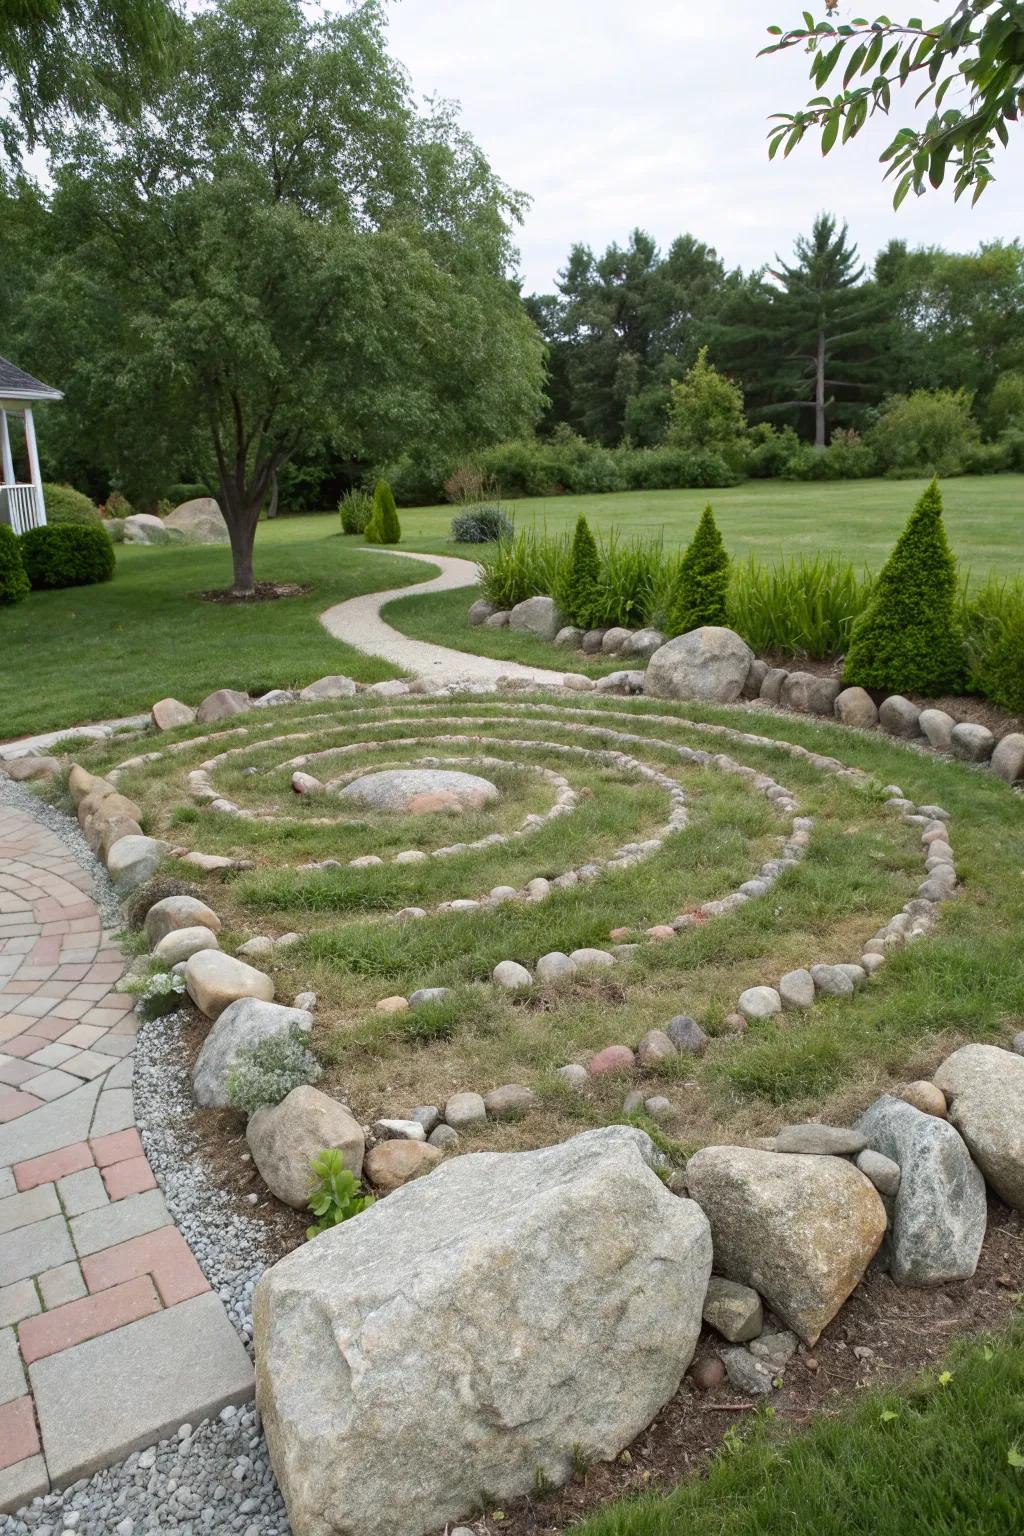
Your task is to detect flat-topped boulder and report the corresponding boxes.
[3,754,60,782]
[151,697,197,732]
[185,948,275,1020]
[196,687,251,724]
[254,1126,711,1536]
[340,768,500,815]
[645,627,754,703]
[299,675,357,701]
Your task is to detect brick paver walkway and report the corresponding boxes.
[0,806,253,1516]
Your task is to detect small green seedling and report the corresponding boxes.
[306,1148,374,1239]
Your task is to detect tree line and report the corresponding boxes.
[526,216,1024,452]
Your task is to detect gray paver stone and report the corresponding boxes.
[90,1087,136,1137]
[0,1454,49,1517]
[70,1187,170,1258]
[0,1183,60,1235]
[56,1166,108,1217]
[0,1213,75,1286]
[0,1325,26,1404]
[30,1292,254,1485]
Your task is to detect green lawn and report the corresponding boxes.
[577,1329,1024,1536]
[397,474,1024,578]
[0,522,435,740]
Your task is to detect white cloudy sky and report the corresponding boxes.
[377,0,1023,293]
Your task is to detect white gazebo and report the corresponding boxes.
[0,356,63,534]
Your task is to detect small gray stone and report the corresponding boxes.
[444,1091,487,1130]
[581,628,609,654]
[411,1106,441,1136]
[371,1119,426,1143]
[554,625,584,648]
[624,628,666,660]
[879,695,922,738]
[720,1347,775,1395]
[601,626,634,655]
[408,987,451,1008]
[557,1064,589,1088]
[509,595,563,641]
[468,598,496,626]
[950,721,995,762]
[492,960,533,991]
[737,986,782,1020]
[484,610,511,628]
[810,963,855,998]
[748,1330,798,1367]
[782,672,841,716]
[298,675,356,701]
[536,951,577,984]
[622,1090,646,1114]
[428,1124,460,1150]
[759,667,788,703]
[775,1124,868,1156]
[919,708,956,750]
[702,1277,763,1343]
[483,1084,536,1119]
[644,1096,672,1120]
[742,659,769,699]
[855,1148,901,1198]
[778,969,815,1010]
[833,687,878,729]
[991,732,1024,785]
[665,1015,708,1054]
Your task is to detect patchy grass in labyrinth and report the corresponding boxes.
[74,689,1024,1151]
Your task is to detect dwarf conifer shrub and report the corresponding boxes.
[666,505,730,635]
[559,514,603,628]
[0,525,30,605]
[364,479,401,545]
[20,523,115,590]
[844,480,968,695]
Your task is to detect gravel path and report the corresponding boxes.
[319,549,567,686]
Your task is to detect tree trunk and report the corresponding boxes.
[266,470,278,520]
[220,495,261,597]
[814,328,827,450]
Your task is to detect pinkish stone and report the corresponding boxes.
[608,927,633,941]
[588,1045,636,1077]
[646,925,676,941]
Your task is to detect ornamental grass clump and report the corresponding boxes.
[666,505,730,635]
[559,514,603,628]
[728,555,874,659]
[0,525,30,606]
[844,479,968,695]
[364,479,401,545]
[338,488,373,535]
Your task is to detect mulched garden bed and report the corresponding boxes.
[196,581,313,604]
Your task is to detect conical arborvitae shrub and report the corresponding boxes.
[0,524,29,606]
[667,505,730,635]
[561,514,603,628]
[364,479,401,545]
[844,479,967,694]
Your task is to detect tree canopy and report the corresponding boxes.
[0,0,180,172]
[762,2,1024,205]
[16,0,544,592]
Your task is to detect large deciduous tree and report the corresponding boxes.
[762,2,1024,205]
[29,0,544,593]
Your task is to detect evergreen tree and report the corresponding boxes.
[364,479,401,545]
[844,480,967,694]
[665,347,748,461]
[560,514,603,628]
[667,506,730,635]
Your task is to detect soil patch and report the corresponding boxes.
[196,582,313,604]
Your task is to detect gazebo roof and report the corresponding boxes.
[0,355,63,402]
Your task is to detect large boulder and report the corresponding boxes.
[2,754,59,782]
[991,732,1024,785]
[833,686,878,729]
[247,1086,365,1207]
[781,672,841,717]
[192,998,313,1108]
[854,1095,986,1284]
[122,512,170,545]
[254,1127,712,1536]
[932,1044,1024,1211]
[299,675,357,702]
[151,697,197,732]
[683,1146,885,1344]
[645,628,753,704]
[164,497,229,544]
[185,949,275,1021]
[340,768,499,814]
[509,595,563,641]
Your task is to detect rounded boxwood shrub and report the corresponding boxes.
[972,613,1024,714]
[364,479,401,545]
[666,504,730,635]
[844,479,967,695]
[0,524,30,605]
[449,506,514,544]
[20,522,115,590]
[43,483,101,526]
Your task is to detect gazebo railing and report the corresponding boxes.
[0,484,44,534]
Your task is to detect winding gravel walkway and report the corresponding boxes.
[319,549,567,686]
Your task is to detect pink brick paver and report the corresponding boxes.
[0,803,253,1514]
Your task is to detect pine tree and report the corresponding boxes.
[667,505,730,635]
[364,479,401,545]
[561,514,603,628]
[844,479,967,694]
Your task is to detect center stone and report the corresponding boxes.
[338,768,501,815]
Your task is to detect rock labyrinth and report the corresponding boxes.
[95,692,961,1102]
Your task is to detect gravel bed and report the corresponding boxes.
[0,776,122,931]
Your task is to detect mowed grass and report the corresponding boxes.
[0,523,428,741]
[75,691,1024,1149]
[577,1327,1024,1536]
[395,474,1024,576]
